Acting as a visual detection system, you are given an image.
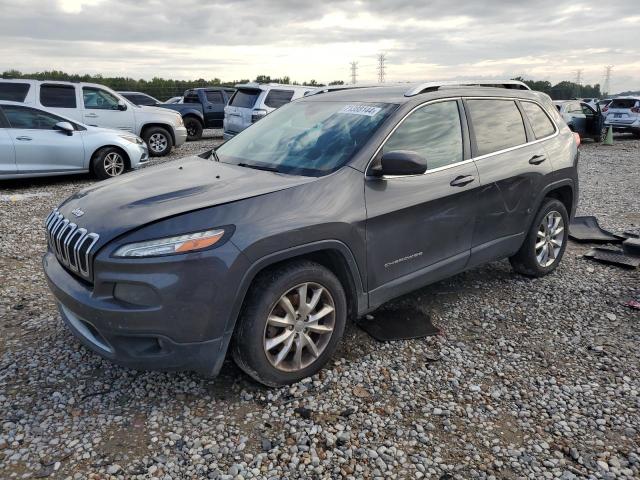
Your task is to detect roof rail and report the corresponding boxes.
[405,80,530,97]
[304,84,383,97]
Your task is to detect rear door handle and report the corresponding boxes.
[529,154,546,165]
[84,113,98,118]
[16,136,32,141]
[450,175,475,187]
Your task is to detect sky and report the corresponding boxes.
[1,0,639,93]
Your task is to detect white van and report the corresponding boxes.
[0,79,187,156]
[223,83,315,140]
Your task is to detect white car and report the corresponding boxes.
[0,100,148,180]
[604,97,640,138]
[0,79,187,157]
[223,83,315,140]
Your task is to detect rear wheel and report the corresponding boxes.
[232,261,347,386]
[91,147,128,180]
[184,117,203,141]
[509,198,569,277]
[143,126,173,157]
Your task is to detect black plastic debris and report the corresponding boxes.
[584,247,640,269]
[358,307,439,342]
[622,237,640,256]
[569,216,623,243]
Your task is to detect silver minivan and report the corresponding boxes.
[223,83,314,140]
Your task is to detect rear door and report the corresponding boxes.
[0,109,17,175]
[365,100,479,305]
[202,90,225,127]
[466,98,554,267]
[224,87,261,134]
[2,104,85,173]
[81,86,135,132]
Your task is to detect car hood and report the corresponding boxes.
[57,157,316,246]
[138,105,181,118]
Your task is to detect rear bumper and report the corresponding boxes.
[604,119,640,132]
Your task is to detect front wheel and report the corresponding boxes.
[91,147,128,180]
[232,261,347,386]
[143,126,173,157]
[509,198,569,277]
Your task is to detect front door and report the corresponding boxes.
[2,105,85,173]
[365,100,479,307]
[81,86,135,132]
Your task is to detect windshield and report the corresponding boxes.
[216,101,396,176]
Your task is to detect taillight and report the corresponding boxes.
[631,107,640,113]
[251,109,267,123]
[602,106,608,112]
[573,132,581,147]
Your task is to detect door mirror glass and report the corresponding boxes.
[54,121,75,135]
[117,99,127,111]
[379,150,427,176]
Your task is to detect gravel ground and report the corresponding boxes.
[0,133,638,479]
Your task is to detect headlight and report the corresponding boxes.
[113,229,225,258]
[176,115,184,126]
[119,135,144,145]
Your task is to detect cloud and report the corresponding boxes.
[0,0,638,92]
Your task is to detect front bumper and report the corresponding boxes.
[42,238,248,375]
[130,144,149,169]
[174,126,188,147]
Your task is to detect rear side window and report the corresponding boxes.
[383,101,463,170]
[0,82,30,102]
[521,101,555,139]
[467,100,526,156]
[2,105,65,129]
[229,89,260,108]
[40,84,77,108]
[609,99,637,109]
[205,91,223,104]
[264,89,294,108]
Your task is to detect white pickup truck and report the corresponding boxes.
[0,79,187,156]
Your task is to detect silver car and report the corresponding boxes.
[0,101,148,180]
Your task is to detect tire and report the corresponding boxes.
[509,198,569,277]
[184,117,203,141]
[232,261,347,387]
[91,147,128,180]
[142,126,173,157]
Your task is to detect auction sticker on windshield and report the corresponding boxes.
[339,105,382,116]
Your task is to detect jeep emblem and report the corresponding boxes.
[71,208,85,218]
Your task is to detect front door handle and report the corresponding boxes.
[84,113,98,118]
[450,175,475,187]
[16,136,32,141]
[529,154,546,165]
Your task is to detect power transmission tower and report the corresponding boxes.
[377,53,386,83]
[603,65,613,96]
[574,69,583,98]
[350,61,358,85]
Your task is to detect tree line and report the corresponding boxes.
[2,69,606,101]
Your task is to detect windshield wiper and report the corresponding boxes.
[237,162,280,172]
[211,149,220,162]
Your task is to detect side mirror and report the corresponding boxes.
[54,121,75,136]
[376,150,427,176]
[117,100,127,111]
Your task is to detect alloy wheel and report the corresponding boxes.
[148,133,168,153]
[535,211,564,267]
[263,282,336,372]
[103,152,125,177]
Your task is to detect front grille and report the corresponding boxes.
[45,208,99,281]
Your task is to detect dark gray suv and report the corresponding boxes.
[43,80,579,386]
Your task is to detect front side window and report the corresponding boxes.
[2,105,65,130]
[0,82,30,102]
[40,85,77,108]
[521,101,555,139]
[205,91,223,104]
[382,101,463,170]
[217,101,396,176]
[264,89,295,108]
[567,102,583,114]
[82,87,120,110]
[467,100,526,156]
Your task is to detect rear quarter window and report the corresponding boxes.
[229,89,260,108]
[40,84,77,108]
[467,99,527,156]
[521,101,556,139]
[264,89,294,108]
[0,82,30,102]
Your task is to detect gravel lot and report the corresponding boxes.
[0,133,638,479]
